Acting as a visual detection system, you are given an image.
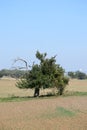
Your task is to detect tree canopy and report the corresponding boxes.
[16,51,69,96]
[68,71,87,79]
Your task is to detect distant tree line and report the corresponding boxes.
[0,69,87,80]
[68,71,87,80]
[0,69,26,78]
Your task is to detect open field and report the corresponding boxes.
[0,96,87,130]
[0,78,87,97]
[0,78,34,97]
[0,78,87,130]
[66,79,87,92]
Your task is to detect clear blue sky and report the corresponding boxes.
[0,0,87,72]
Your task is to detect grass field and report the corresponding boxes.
[0,77,34,97]
[0,77,87,98]
[66,79,87,92]
[0,96,87,130]
[0,78,87,130]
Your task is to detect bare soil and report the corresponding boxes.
[0,96,87,130]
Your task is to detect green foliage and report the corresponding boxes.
[16,51,69,96]
[75,71,87,79]
[68,71,76,78]
[0,69,26,78]
[68,71,87,79]
[16,79,29,89]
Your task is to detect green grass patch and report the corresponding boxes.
[41,107,76,119]
[0,96,32,102]
[56,107,76,117]
[0,96,59,103]
[0,95,58,103]
[0,91,87,103]
[64,91,87,96]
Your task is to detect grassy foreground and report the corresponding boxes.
[0,91,87,103]
[0,96,87,130]
[0,78,87,102]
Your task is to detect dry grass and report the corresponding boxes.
[0,96,87,130]
[0,78,87,98]
[0,78,87,130]
[0,78,34,97]
[66,79,87,92]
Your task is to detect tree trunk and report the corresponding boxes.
[59,87,64,95]
[34,88,40,97]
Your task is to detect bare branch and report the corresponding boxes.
[12,58,29,70]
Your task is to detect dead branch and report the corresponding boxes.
[12,58,29,70]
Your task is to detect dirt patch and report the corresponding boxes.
[0,96,87,130]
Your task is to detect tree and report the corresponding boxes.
[68,71,87,80]
[75,71,87,80]
[68,71,76,78]
[16,51,69,96]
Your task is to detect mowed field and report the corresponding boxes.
[0,78,87,130]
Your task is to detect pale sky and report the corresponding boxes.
[0,0,87,72]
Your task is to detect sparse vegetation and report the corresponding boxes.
[0,96,87,130]
[0,97,28,102]
[64,91,87,97]
[55,107,76,117]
